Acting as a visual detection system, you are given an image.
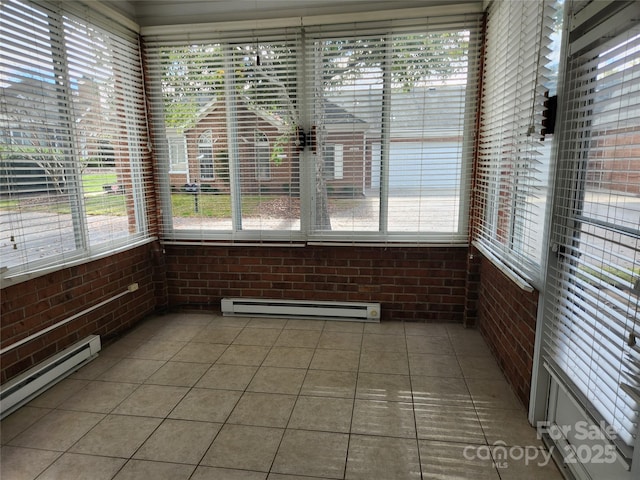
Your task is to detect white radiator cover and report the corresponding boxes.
[221,298,380,322]
[0,335,101,419]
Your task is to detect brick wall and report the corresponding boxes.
[164,244,468,322]
[476,255,539,408]
[0,243,159,383]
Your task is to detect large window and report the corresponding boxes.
[542,0,640,467]
[0,0,152,279]
[475,0,560,283]
[145,15,481,243]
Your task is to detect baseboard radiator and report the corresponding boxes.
[221,298,381,322]
[0,335,101,420]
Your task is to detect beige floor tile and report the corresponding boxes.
[69,414,161,457]
[419,439,500,480]
[300,370,357,398]
[36,453,126,480]
[288,396,353,433]
[196,326,243,344]
[458,355,504,379]
[361,334,407,352]
[216,345,270,366]
[356,373,412,402]
[268,475,327,480]
[145,361,209,387]
[98,358,166,383]
[323,321,364,333]
[128,340,186,361]
[27,378,89,408]
[495,450,564,480]
[100,339,141,358]
[227,392,296,428]
[346,434,421,480]
[404,322,449,337]
[0,406,51,445]
[465,378,523,410]
[134,418,221,464]
[247,318,288,329]
[153,324,205,342]
[58,380,138,413]
[263,347,314,369]
[112,384,188,417]
[359,350,409,375]
[201,424,283,471]
[196,364,258,390]
[317,331,363,350]
[9,410,104,451]
[411,375,473,406]
[247,367,306,395]
[272,429,348,479]
[406,335,455,355]
[476,407,542,446]
[0,446,61,480]
[284,319,326,330]
[364,322,405,335]
[408,353,463,377]
[113,459,195,480]
[169,388,242,423]
[70,355,121,380]
[414,402,486,444]
[310,349,360,372]
[170,343,227,363]
[193,466,267,479]
[210,316,251,327]
[275,329,321,348]
[233,328,282,346]
[351,399,416,438]
[161,312,214,325]
[450,331,493,357]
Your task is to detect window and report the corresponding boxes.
[475,0,560,283]
[145,15,481,242]
[0,0,151,278]
[324,144,343,180]
[254,131,270,181]
[198,130,215,180]
[168,135,187,173]
[542,1,640,462]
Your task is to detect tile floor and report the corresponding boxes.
[1,312,565,479]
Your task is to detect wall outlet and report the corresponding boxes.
[128,283,139,292]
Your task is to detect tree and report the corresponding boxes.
[157,29,472,230]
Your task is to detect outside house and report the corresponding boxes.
[167,98,369,197]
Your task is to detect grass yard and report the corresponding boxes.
[170,193,265,217]
[83,172,118,193]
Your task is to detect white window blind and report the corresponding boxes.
[0,0,152,278]
[542,1,640,457]
[476,0,558,282]
[306,21,480,242]
[144,14,481,244]
[145,31,302,240]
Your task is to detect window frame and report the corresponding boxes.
[146,17,481,245]
[0,0,152,282]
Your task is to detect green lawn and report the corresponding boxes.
[170,193,265,217]
[3,173,297,218]
[83,172,118,194]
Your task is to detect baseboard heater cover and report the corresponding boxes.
[0,335,101,420]
[221,298,381,322]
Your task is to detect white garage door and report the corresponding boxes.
[388,142,462,194]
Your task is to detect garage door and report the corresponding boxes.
[388,142,462,194]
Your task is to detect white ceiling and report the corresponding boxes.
[103,0,482,27]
